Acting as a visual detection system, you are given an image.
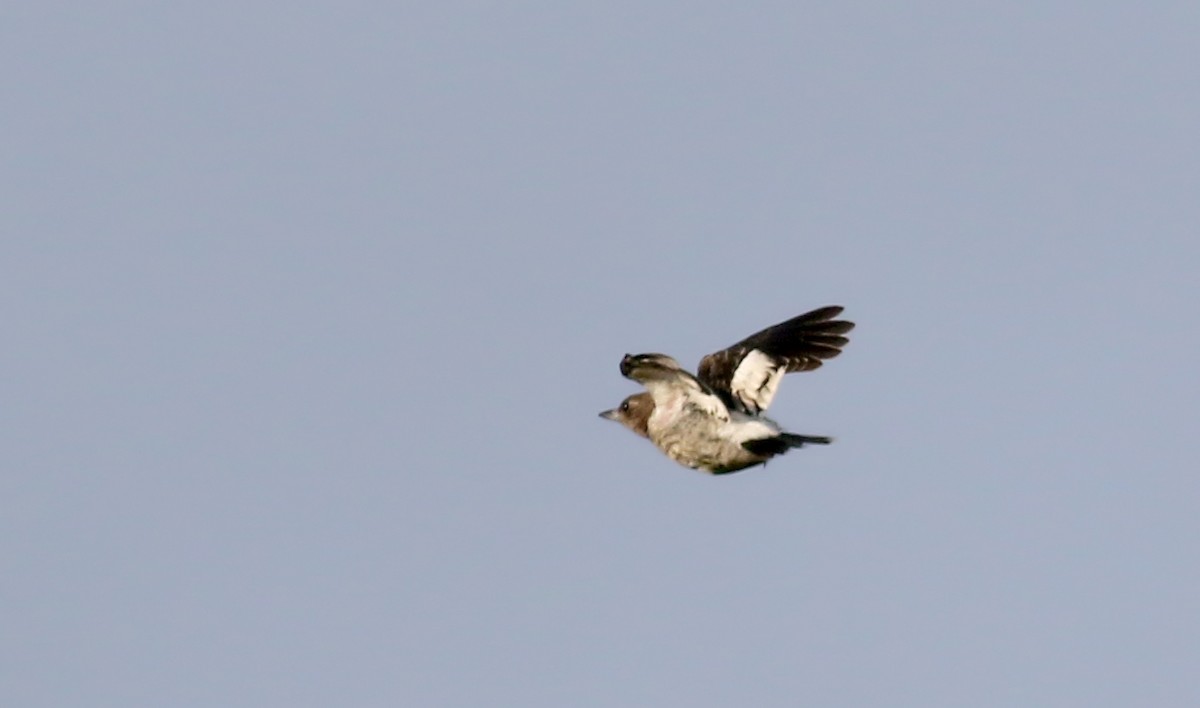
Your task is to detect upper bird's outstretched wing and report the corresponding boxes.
[619,353,728,421]
[696,306,854,415]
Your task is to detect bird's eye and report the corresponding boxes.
[620,401,630,412]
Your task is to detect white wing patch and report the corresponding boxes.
[729,349,785,414]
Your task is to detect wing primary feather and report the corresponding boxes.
[697,306,855,413]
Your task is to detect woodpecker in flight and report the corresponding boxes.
[599,306,854,474]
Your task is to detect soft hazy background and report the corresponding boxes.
[4,3,1198,706]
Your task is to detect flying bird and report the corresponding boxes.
[599,306,854,474]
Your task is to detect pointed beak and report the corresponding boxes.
[599,409,618,421]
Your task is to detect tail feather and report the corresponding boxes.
[780,432,833,447]
[741,433,832,457]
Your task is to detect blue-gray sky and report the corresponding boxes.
[4,3,1198,706]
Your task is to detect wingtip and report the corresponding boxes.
[619,354,634,377]
[807,305,845,320]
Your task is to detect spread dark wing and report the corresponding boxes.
[696,306,854,415]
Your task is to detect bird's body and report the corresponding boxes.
[600,306,854,474]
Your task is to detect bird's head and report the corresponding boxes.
[598,392,654,439]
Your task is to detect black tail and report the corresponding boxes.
[742,433,832,457]
[780,432,833,447]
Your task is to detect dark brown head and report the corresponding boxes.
[598,392,654,439]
